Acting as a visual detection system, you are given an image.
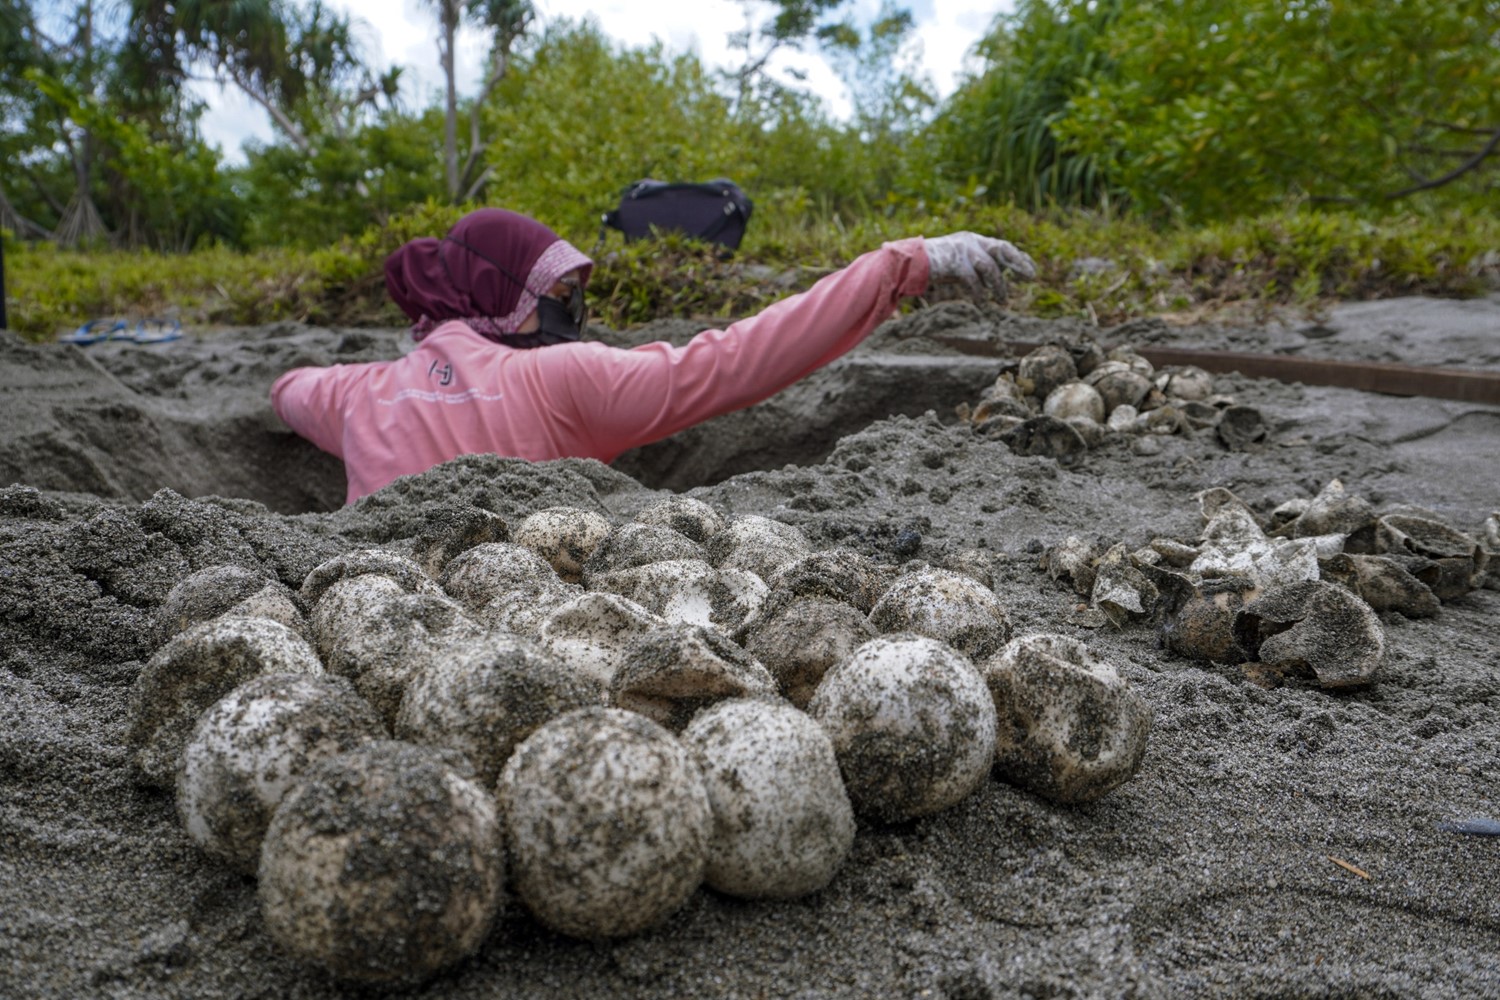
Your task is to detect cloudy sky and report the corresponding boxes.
[193,0,1013,162]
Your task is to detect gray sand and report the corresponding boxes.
[2,295,1498,998]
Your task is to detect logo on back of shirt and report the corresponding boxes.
[428,360,455,386]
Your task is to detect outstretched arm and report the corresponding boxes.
[270,366,351,458]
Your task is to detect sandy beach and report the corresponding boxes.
[2,294,1498,999]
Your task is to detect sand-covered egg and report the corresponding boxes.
[610,624,777,731]
[632,495,727,545]
[682,698,855,899]
[1154,365,1213,402]
[175,672,386,873]
[158,564,306,640]
[258,741,503,986]
[808,635,997,823]
[868,568,1013,660]
[313,576,483,726]
[496,707,711,939]
[409,504,510,577]
[580,522,707,582]
[589,558,767,635]
[513,506,612,584]
[765,548,888,613]
[980,634,1152,804]
[299,548,437,608]
[438,542,560,612]
[706,515,813,582]
[1043,381,1106,424]
[743,596,878,707]
[1084,361,1152,414]
[396,634,602,786]
[128,616,324,788]
[537,592,667,687]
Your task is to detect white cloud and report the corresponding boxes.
[193,0,1012,164]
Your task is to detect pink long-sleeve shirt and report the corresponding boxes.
[271,237,930,504]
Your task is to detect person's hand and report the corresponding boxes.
[922,232,1037,303]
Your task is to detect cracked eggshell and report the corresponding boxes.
[743,597,878,708]
[981,634,1152,804]
[590,558,767,635]
[258,741,503,986]
[1291,479,1375,538]
[496,707,711,940]
[808,635,997,823]
[316,581,484,727]
[1373,515,1487,600]
[1319,553,1439,618]
[1155,365,1213,402]
[128,616,324,788]
[537,592,668,688]
[396,634,603,786]
[869,568,1013,660]
[1043,381,1106,424]
[159,565,307,640]
[682,698,855,900]
[705,516,813,582]
[1157,575,1260,664]
[176,673,386,873]
[299,549,437,608]
[610,624,777,731]
[513,507,613,584]
[1233,580,1384,689]
[1017,345,1077,400]
[1044,536,1098,596]
[439,542,558,613]
[632,495,727,545]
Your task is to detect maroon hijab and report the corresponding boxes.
[384,208,592,342]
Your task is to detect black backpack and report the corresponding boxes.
[599,178,754,252]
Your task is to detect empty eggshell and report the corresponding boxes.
[1319,553,1440,618]
[1045,536,1099,596]
[497,707,711,939]
[1084,361,1152,413]
[1290,479,1375,538]
[1155,365,1213,402]
[513,507,613,584]
[705,515,813,582]
[128,616,325,788]
[743,597,879,707]
[396,634,603,786]
[609,624,777,731]
[980,633,1152,804]
[176,672,386,873]
[682,697,855,899]
[258,741,503,986]
[1233,580,1384,689]
[632,495,727,545]
[868,568,1013,660]
[1372,515,1487,600]
[537,592,668,688]
[1157,575,1260,664]
[808,635,997,823]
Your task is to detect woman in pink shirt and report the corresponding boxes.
[271,208,1035,504]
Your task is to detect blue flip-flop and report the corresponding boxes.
[133,317,183,343]
[59,318,128,345]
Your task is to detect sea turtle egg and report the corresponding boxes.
[868,568,1013,660]
[497,707,711,939]
[980,633,1153,804]
[159,565,306,640]
[128,616,324,788]
[580,523,708,586]
[513,507,612,584]
[299,548,436,608]
[258,741,504,986]
[706,515,813,582]
[632,495,727,545]
[439,542,559,613]
[176,672,385,873]
[682,697,855,899]
[1043,381,1106,424]
[1017,345,1077,400]
[396,634,602,786]
[808,635,997,823]
[743,596,878,707]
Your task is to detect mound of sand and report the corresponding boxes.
[3,296,1498,998]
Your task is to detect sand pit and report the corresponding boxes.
[2,295,1498,998]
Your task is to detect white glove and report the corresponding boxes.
[922,232,1037,302]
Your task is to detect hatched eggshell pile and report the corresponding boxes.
[959,334,1263,462]
[126,497,1156,985]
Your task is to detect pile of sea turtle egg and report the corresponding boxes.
[957,336,1267,462]
[128,496,1153,986]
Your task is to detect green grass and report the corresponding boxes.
[6,205,1497,343]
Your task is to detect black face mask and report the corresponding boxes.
[506,294,586,348]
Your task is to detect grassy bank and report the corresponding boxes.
[6,206,1497,343]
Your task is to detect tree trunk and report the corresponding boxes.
[442,0,460,201]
